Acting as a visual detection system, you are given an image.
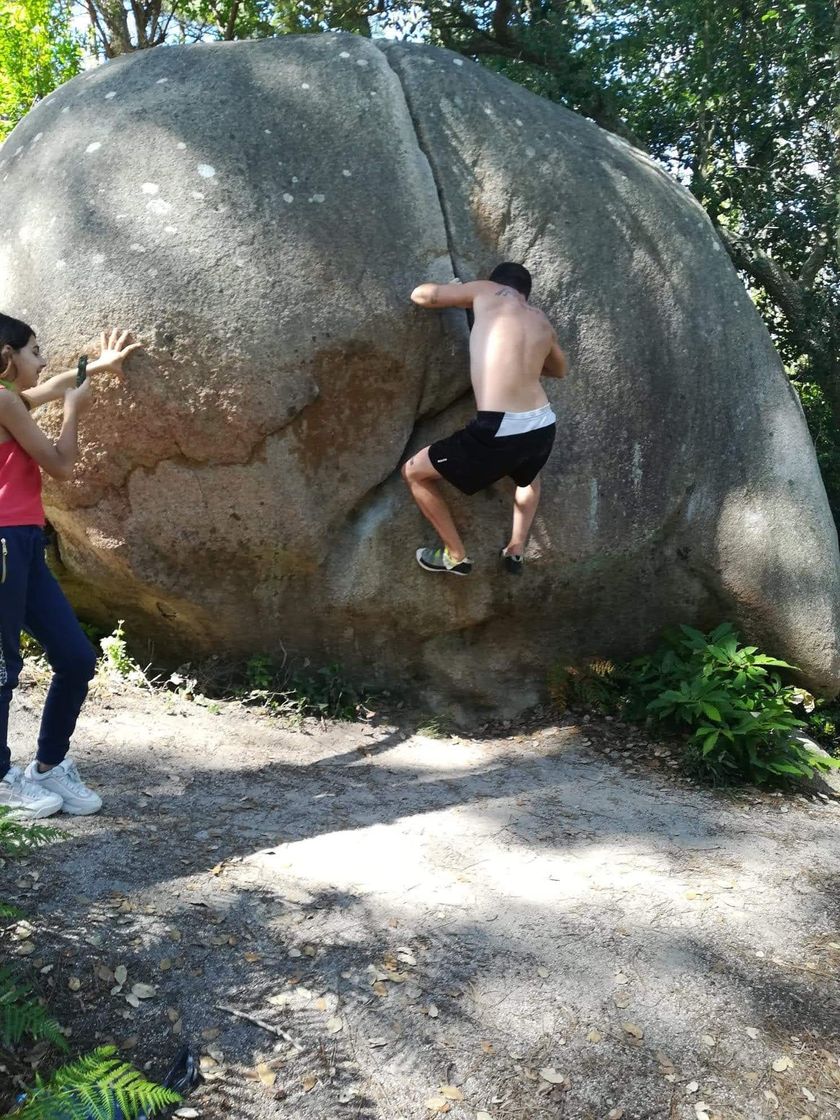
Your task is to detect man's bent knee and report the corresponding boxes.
[402,448,439,485]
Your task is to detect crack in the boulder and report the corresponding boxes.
[378,45,465,293]
[377,44,476,493]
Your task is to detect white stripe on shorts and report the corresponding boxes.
[495,403,556,438]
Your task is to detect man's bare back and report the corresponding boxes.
[410,278,567,411]
[404,263,567,576]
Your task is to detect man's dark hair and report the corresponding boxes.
[488,262,532,299]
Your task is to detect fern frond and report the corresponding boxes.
[0,808,63,858]
[0,901,24,919]
[13,1046,182,1120]
[0,966,67,1051]
[589,659,616,678]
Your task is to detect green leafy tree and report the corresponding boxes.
[0,0,82,139]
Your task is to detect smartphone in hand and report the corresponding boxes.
[76,355,88,387]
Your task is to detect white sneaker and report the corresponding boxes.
[0,765,63,819]
[24,759,103,816]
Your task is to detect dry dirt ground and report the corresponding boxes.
[2,666,840,1120]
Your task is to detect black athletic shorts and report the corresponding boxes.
[429,405,557,496]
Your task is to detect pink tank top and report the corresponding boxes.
[0,390,45,527]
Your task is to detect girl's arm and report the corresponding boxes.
[21,329,141,409]
[0,382,91,480]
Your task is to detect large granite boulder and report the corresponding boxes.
[1,33,838,711]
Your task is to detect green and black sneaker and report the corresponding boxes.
[500,548,523,575]
[416,546,473,576]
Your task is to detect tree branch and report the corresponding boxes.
[799,234,830,289]
[223,0,241,40]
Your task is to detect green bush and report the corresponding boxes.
[621,622,838,785]
[240,656,373,723]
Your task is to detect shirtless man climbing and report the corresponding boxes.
[402,262,568,576]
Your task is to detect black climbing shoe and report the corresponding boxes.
[500,548,523,575]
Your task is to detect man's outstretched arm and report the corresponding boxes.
[410,280,492,309]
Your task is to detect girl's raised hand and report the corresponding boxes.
[95,329,142,374]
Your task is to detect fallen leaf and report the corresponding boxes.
[201,1028,220,1041]
[114,966,128,986]
[539,1067,565,1085]
[745,1027,759,1040]
[68,977,81,992]
[802,1088,816,1102]
[243,952,261,963]
[125,993,140,1009]
[686,1081,699,1095]
[702,1035,716,1047]
[367,1037,387,1047]
[586,1029,603,1043]
[537,967,549,978]
[302,1074,317,1092]
[174,1110,200,1118]
[159,959,172,972]
[772,1056,792,1072]
[622,1023,644,1040]
[425,1097,450,1113]
[439,1086,464,1101]
[613,991,631,1008]
[608,1110,624,1120]
[131,983,156,1000]
[476,1113,493,1120]
[480,1041,495,1054]
[255,1062,275,1087]
[428,1003,439,1018]
[327,1016,343,1034]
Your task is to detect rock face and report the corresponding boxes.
[1,33,838,710]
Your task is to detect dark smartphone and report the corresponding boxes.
[76,355,88,387]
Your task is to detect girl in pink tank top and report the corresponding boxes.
[0,312,141,820]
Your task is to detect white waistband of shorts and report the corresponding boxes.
[495,404,556,437]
